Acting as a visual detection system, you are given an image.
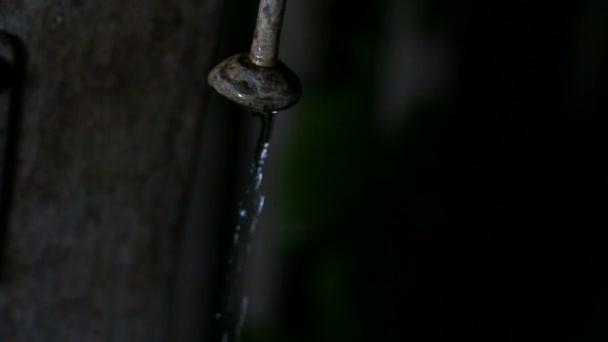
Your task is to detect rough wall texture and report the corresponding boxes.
[0,1,221,340]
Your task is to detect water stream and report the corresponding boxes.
[217,111,275,342]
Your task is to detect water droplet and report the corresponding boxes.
[257,195,265,215]
[233,233,239,244]
[255,172,263,189]
[239,209,247,217]
[260,143,269,162]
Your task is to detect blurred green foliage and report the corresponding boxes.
[237,0,608,341]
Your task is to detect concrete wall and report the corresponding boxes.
[0,1,221,340]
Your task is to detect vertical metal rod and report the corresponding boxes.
[249,0,286,67]
[206,0,298,339]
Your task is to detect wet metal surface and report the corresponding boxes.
[216,113,274,342]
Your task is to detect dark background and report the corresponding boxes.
[204,0,608,341]
[2,0,605,340]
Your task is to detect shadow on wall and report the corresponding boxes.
[0,31,26,280]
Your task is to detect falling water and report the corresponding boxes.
[216,111,275,342]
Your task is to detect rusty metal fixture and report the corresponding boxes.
[207,0,301,113]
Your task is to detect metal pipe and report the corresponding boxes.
[249,0,286,67]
